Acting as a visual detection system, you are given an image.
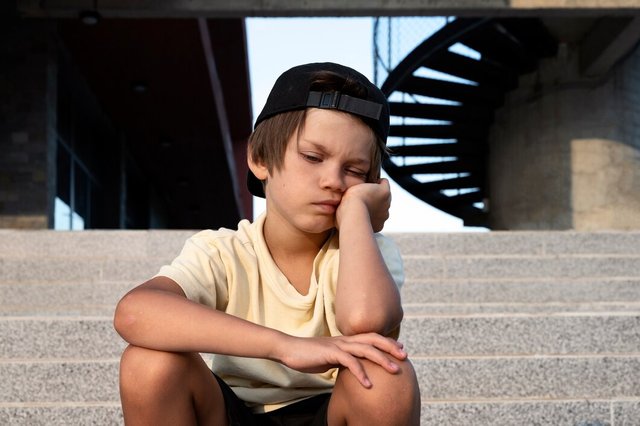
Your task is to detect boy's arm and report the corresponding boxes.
[113,276,406,388]
[114,276,282,357]
[334,178,404,337]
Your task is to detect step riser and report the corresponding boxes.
[0,406,123,426]
[2,357,638,403]
[401,315,640,356]
[421,400,640,426]
[0,320,125,360]
[2,316,639,360]
[0,231,194,259]
[403,303,640,315]
[403,256,640,280]
[0,362,119,403]
[0,283,132,316]
[413,356,640,400]
[2,231,640,257]
[392,233,640,256]
[0,258,162,283]
[401,278,640,305]
[3,401,637,426]
[1,255,638,284]
[3,278,638,316]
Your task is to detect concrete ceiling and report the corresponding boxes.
[18,0,640,18]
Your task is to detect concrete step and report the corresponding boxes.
[403,301,640,315]
[1,230,638,426]
[401,313,640,356]
[2,231,639,285]
[0,356,640,425]
[0,257,163,284]
[0,317,124,360]
[413,355,640,401]
[1,400,637,426]
[0,404,123,426]
[0,282,132,316]
[2,356,638,415]
[2,314,638,361]
[391,231,640,256]
[2,400,636,426]
[3,278,638,317]
[0,230,194,259]
[4,278,639,316]
[0,360,119,403]
[401,277,640,306]
[402,254,640,281]
[2,252,638,285]
[420,399,640,426]
[3,230,639,257]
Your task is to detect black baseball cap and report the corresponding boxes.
[248,62,390,198]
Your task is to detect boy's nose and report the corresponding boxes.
[320,167,346,192]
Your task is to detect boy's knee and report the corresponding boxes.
[332,358,420,424]
[119,345,191,394]
[119,346,226,425]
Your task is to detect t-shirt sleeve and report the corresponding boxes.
[155,231,229,310]
[375,233,405,289]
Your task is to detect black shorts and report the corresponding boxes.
[213,373,330,426]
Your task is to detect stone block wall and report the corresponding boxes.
[489,40,640,230]
[0,20,56,229]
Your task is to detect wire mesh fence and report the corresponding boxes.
[373,16,452,87]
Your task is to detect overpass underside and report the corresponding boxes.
[4,0,640,230]
[16,0,640,18]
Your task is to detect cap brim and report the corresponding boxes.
[247,170,265,198]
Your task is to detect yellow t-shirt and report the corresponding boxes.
[156,213,404,413]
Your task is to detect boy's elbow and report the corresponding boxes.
[337,306,404,336]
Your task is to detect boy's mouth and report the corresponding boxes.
[313,200,340,213]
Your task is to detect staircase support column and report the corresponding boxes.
[488,42,640,230]
[0,19,57,229]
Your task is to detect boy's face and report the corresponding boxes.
[253,108,375,236]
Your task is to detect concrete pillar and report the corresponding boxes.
[489,42,640,230]
[0,19,57,229]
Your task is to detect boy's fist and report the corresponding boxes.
[336,178,391,232]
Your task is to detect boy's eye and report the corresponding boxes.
[347,168,368,179]
[301,153,321,163]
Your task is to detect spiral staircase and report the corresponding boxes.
[381,17,558,227]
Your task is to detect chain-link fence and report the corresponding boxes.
[373,17,452,87]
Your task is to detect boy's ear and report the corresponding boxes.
[247,152,269,181]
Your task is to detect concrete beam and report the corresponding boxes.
[17,0,640,19]
[580,16,640,76]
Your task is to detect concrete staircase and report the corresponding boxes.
[1,230,639,425]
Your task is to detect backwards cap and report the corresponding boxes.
[248,62,390,198]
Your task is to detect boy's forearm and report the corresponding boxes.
[114,283,287,361]
[335,202,403,336]
[114,280,408,388]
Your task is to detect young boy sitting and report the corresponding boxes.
[114,62,421,426]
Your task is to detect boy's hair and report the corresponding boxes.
[247,62,390,198]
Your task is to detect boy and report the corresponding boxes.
[114,62,421,425]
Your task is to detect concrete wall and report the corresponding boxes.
[489,42,640,230]
[0,20,56,229]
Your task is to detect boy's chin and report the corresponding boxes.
[301,219,336,235]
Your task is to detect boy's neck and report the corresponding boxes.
[262,217,333,295]
[263,218,331,257]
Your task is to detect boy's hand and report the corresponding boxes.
[336,178,391,233]
[277,333,407,388]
